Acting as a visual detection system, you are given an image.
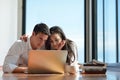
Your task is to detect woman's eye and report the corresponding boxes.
[55,39,59,42]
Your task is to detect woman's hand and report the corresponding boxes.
[57,40,66,50]
[65,64,78,75]
[20,34,28,42]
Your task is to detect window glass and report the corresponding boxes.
[97,0,103,62]
[104,0,116,63]
[118,0,120,62]
[97,0,116,63]
[26,0,84,63]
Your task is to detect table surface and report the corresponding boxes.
[0,68,120,80]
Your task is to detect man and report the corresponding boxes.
[3,23,50,73]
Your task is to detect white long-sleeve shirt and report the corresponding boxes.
[3,37,79,73]
[70,41,78,65]
[3,37,45,73]
[69,41,79,73]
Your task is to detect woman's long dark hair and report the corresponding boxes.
[45,26,75,65]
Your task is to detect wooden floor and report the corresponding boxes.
[1,69,120,80]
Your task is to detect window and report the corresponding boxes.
[97,0,104,62]
[24,0,85,63]
[118,0,120,62]
[97,0,119,63]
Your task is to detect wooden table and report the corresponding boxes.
[0,69,120,80]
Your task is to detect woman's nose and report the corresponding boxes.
[52,42,57,46]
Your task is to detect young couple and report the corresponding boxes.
[3,23,79,74]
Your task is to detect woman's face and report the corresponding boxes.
[50,33,62,50]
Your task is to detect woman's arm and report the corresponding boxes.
[70,41,78,64]
[20,34,28,42]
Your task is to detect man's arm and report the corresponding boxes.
[12,67,28,73]
[3,41,24,73]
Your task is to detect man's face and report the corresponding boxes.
[31,32,48,49]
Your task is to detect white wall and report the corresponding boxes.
[0,0,22,66]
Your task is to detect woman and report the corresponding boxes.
[46,26,79,74]
[46,26,78,64]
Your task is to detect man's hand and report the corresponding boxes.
[13,67,28,73]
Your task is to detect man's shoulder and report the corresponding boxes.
[13,40,28,46]
[15,40,26,43]
[9,40,29,52]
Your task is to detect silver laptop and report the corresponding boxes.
[28,50,68,74]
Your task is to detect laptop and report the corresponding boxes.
[28,50,68,74]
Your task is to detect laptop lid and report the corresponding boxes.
[28,50,68,74]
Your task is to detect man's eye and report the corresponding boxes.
[39,38,42,40]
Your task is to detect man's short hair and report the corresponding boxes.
[33,23,50,35]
